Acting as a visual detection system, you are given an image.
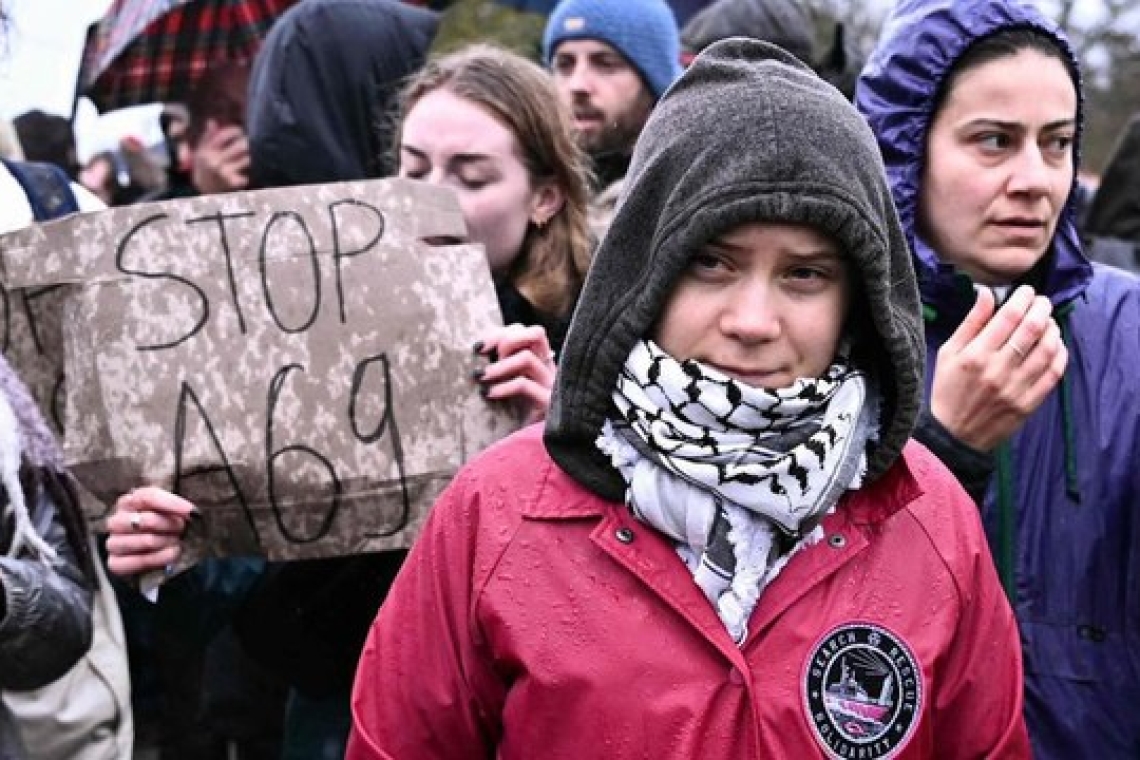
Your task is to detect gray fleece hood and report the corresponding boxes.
[544,38,924,501]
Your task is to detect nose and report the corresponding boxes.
[565,61,592,95]
[417,167,445,188]
[1007,144,1052,197]
[719,280,782,344]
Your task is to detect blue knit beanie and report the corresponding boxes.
[543,0,682,101]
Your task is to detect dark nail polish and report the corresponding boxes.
[472,341,484,354]
[479,385,490,398]
[471,368,485,381]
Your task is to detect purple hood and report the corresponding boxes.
[855,0,1092,324]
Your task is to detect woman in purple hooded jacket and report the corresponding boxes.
[857,0,1140,756]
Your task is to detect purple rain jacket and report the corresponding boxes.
[857,0,1140,756]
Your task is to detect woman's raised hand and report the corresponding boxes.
[105,487,198,578]
[931,285,1068,452]
[473,323,559,425]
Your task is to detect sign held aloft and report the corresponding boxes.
[0,178,518,562]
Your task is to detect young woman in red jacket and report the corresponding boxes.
[347,38,1030,760]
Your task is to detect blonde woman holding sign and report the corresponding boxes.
[106,32,591,760]
[395,44,592,423]
[106,42,592,580]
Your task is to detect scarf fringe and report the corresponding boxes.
[0,390,57,565]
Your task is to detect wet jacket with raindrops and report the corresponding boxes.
[857,0,1140,757]
[346,429,1025,759]
[348,38,1027,759]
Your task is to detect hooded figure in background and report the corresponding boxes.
[1081,113,1140,273]
[247,0,439,187]
[238,0,441,723]
[680,0,864,99]
[348,38,1026,759]
[681,0,815,67]
[0,356,96,760]
[858,0,1140,755]
[105,3,442,758]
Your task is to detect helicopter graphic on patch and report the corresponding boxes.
[803,623,923,759]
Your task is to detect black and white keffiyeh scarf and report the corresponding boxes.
[596,340,877,644]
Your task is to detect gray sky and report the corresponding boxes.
[0,0,162,161]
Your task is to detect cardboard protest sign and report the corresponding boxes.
[0,178,519,562]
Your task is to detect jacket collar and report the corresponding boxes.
[526,442,926,527]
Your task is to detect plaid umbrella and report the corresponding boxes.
[81,0,299,112]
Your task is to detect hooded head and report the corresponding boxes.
[680,0,815,70]
[545,38,924,500]
[247,0,438,188]
[855,0,1089,312]
[680,0,864,100]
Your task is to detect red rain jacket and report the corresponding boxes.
[348,426,1029,759]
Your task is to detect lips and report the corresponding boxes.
[994,217,1046,228]
[572,103,605,121]
[990,218,1050,246]
[708,363,784,387]
[572,117,604,134]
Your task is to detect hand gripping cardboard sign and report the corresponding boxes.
[0,178,519,563]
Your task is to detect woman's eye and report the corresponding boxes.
[1044,133,1075,155]
[976,132,1011,151]
[785,266,839,292]
[786,267,833,287]
[689,252,726,272]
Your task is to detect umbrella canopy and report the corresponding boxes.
[81,0,299,112]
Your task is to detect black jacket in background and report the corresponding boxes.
[247,0,439,188]
[1082,114,1140,274]
[235,0,440,698]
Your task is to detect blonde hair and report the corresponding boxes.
[397,44,592,318]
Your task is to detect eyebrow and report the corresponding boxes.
[553,48,625,65]
[964,117,1077,132]
[707,240,841,259]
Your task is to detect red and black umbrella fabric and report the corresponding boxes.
[81,0,299,112]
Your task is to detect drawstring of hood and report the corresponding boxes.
[1055,302,1081,503]
[922,294,1083,599]
[994,442,1015,600]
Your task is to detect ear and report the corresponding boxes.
[530,180,565,228]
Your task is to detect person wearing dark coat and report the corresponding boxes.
[1081,113,1140,274]
[107,3,440,760]
[248,0,439,188]
[681,0,815,67]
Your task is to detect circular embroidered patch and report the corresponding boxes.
[803,622,922,759]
